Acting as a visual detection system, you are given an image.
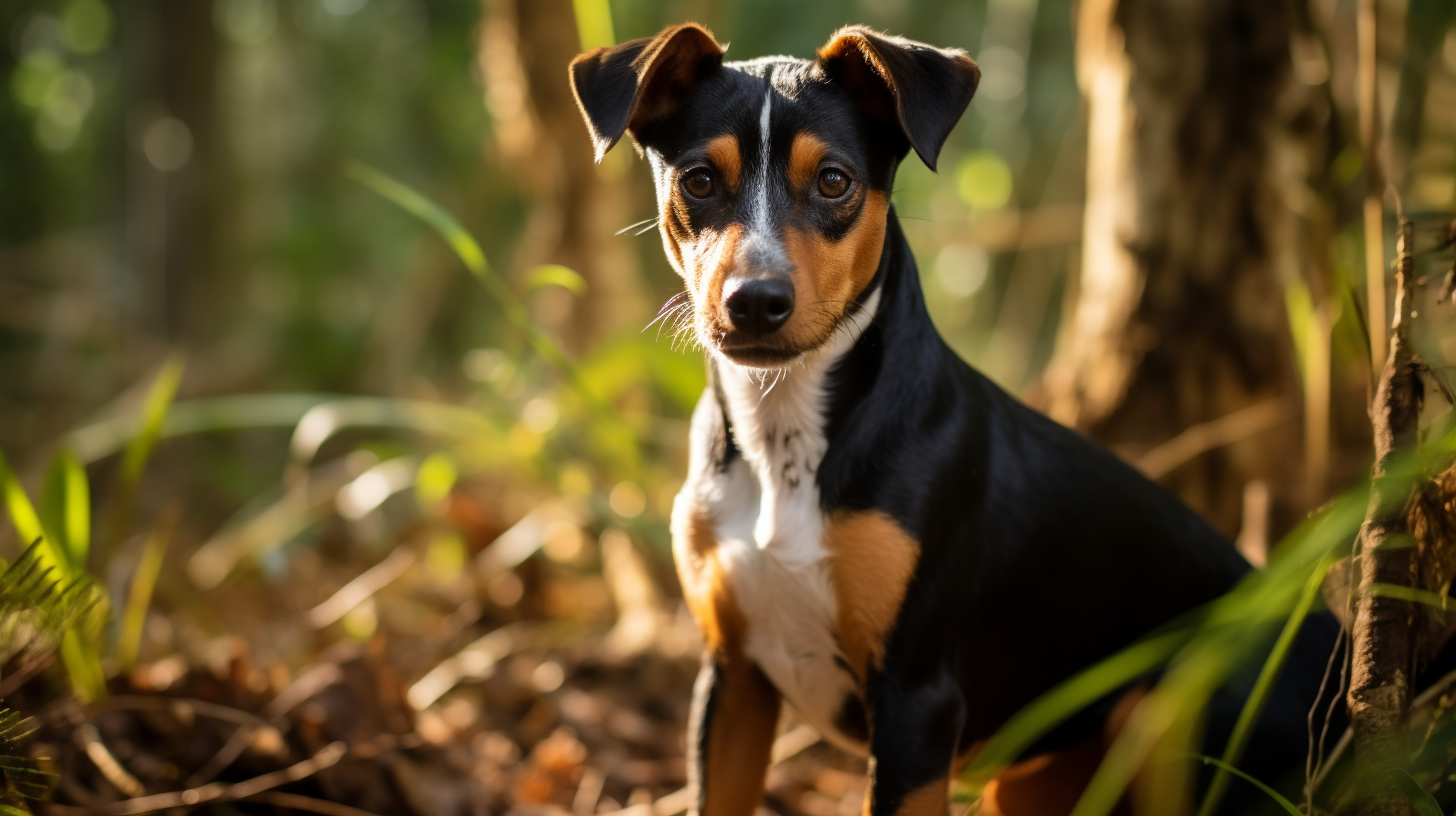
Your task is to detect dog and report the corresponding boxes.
[568,24,1342,816]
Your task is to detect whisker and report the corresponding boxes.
[615,217,658,236]
[643,292,691,333]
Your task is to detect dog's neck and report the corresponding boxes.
[710,284,882,550]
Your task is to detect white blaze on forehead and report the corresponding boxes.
[741,74,789,273]
[754,81,772,233]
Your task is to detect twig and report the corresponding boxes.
[308,548,416,628]
[247,791,385,816]
[1134,398,1295,479]
[1311,665,1456,799]
[187,662,343,787]
[102,741,346,815]
[769,724,821,764]
[91,695,266,728]
[76,723,145,799]
[1346,216,1420,816]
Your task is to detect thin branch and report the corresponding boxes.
[246,792,384,816]
[101,741,346,816]
[1134,399,1296,479]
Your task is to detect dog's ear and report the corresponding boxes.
[569,23,726,162]
[817,26,979,171]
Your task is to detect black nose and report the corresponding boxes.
[725,278,795,336]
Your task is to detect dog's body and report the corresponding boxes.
[569,24,1342,816]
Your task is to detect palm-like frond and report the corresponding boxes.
[0,540,101,663]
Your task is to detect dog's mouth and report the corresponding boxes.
[707,316,844,369]
[715,340,804,368]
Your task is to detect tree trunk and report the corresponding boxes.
[1044,0,1307,537]
[1346,218,1420,816]
[477,0,645,354]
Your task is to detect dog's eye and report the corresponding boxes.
[681,168,715,199]
[817,168,850,198]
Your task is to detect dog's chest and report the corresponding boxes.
[678,357,867,753]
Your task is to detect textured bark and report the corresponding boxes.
[477,0,645,353]
[1346,218,1420,816]
[1045,0,1307,536]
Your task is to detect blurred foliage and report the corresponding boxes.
[2,0,1456,813]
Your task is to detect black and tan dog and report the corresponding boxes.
[568,24,1340,816]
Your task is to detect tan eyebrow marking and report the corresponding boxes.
[704,133,742,193]
[788,132,830,194]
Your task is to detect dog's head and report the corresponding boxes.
[569,25,979,368]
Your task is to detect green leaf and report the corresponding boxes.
[525,264,588,296]
[1198,757,1302,816]
[415,453,457,513]
[347,161,638,461]
[346,162,489,279]
[961,626,1191,787]
[1368,582,1453,610]
[1395,769,1445,816]
[1197,552,1334,816]
[105,353,185,557]
[0,445,55,575]
[40,448,89,572]
[119,353,186,490]
[117,508,178,671]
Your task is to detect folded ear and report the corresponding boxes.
[568,23,726,162]
[817,26,980,171]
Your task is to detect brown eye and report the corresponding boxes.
[818,168,850,198]
[682,168,715,199]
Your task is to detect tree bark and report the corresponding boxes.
[1044,0,1307,536]
[477,0,645,354]
[1346,217,1420,816]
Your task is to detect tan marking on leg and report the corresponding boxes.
[674,511,747,659]
[979,686,1150,816]
[863,776,950,816]
[824,509,920,678]
[788,132,829,194]
[780,190,888,350]
[702,661,780,816]
[704,134,742,193]
[980,742,1110,816]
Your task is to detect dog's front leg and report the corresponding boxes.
[687,655,781,816]
[862,671,966,816]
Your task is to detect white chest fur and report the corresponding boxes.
[673,290,880,753]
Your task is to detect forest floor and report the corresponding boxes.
[7,482,871,816]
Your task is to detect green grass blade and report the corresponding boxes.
[119,353,186,489]
[525,263,588,296]
[1199,757,1303,816]
[345,162,490,279]
[571,0,614,52]
[961,627,1191,787]
[0,445,54,574]
[59,629,105,702]
[1197,552,1335,816]
[346,162,638,464]
[40,447,90,572]
[1396,769,1445,816]
[69,393,337,464]
[1368,582,1452,610]
[105,353,186,554]
[117,507,178,671]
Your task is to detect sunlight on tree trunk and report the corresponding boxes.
[1045,0,1307,536]
[477,0,646,354]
